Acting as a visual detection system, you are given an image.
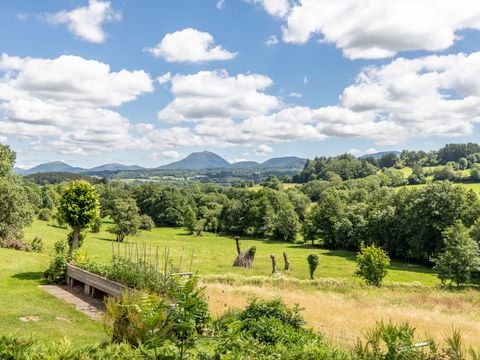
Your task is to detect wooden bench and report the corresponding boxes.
[66,264,130,297]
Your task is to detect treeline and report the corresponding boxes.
[25,172,104,185]
[294,143,480,183]
[303,179,480,264]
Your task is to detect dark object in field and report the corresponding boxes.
[270,254,277,274]
[307,254,319,280]
[233,236,256,268]
[283,252,290,271]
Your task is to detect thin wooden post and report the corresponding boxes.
[270,254,277,274]
[283,252,290,271]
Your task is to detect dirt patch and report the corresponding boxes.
[19,316,41,322]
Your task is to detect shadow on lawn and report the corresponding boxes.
[11,271,44,281]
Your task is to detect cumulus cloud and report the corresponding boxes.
[251,0,480,59]
[45,0,122,43]
[157,69,281,122]
[289,92,302,98]
[247,0,290,18]
[152,52,480,148]
[254,144,274,155]
[265,35,279,47]
[0,53,154,154]
[146,28,237,63]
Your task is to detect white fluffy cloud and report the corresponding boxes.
[254,144,274,155]
[152,52,480,148]
[252,0,480,59]
[157,69,281,122]
[46,0,122,43]
[248,0,290,18]
[146,28,237,63]
[0,54,154,154]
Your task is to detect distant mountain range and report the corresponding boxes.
[14,151,307,176]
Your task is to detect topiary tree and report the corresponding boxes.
[307,254,319,279]
[433,221,480,287]
[354,244,390,286]
[59,180,99,250]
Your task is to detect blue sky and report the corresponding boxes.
[1,0,480,168]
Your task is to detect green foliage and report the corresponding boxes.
[307,254,319,279]
[355,244,390,286]
[44,240,70,284]
[294,154,377,183]
[90,217,102,233]
[59,180,100,250]
[37,208,52,221]
[67,230,86,249]
[433,165,457,181]
[438,143,480,164]
[183,206,197,234]
[109,198,141,242]
[0,145,34,242]
[30,235,43,253]
[139,214,154,231]
[0,335,147,359]
[433,221,480,286]
[471,164,480,181]
[408,165,426,185]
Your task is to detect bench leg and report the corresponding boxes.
[84,284,92,296]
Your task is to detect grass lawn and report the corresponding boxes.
[0,248,105,345]
[25,219,438,285]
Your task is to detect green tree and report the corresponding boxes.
[183,206,197,235]
[110,198,141,242]
[0,144,33,242]
[59,180,100,250]
[433,221,480,286]
[471,164,480,181]
[354,244,390,286]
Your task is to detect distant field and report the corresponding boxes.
[25,219,438,285]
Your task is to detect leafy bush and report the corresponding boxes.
[354,244,390,286]
[139,214,154,231]
[37,208,52,221]
[30,236,43,253]
[0,238,30,251]
[307,254,319,279]
[44,240,70,284]
[90,217,102,233]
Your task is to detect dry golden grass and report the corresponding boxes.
[204,282,480,348]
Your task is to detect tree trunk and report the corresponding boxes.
[71,228,80,250]
[270,254,277,274]
[283,252,290,271]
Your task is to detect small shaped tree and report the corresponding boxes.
[59,180,99,250]
[355,244,390,286]
[307,254,319,279]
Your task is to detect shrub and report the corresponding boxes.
[91,217,102,233]
[307,254,319,279]
[139,214,155,231]
[30,236,43,252]
[0,238,30,251]
[37,208,52,221]
[44,240,70,284]
[354,244,390,286]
